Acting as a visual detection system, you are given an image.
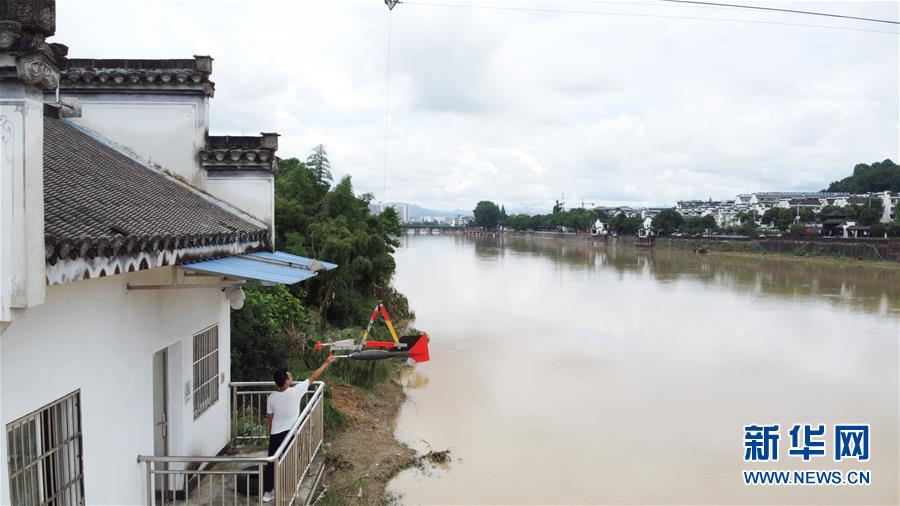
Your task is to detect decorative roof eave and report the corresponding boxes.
[199,148,277,171]
[45,233,268,285]
[58,56,215,97]
[200,133,279,172]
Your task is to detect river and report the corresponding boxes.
[386,235,899,505]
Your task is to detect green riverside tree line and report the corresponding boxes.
[471,160,900,237]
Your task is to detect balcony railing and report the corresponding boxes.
[137,381,325,506]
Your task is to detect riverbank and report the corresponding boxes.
[318,364,453,504]
[501,230,900,264]
[700,248,900,271]
[318,367,418,505]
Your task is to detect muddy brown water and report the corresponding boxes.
[386,235,899,505]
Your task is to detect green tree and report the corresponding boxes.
[699,214,718,231]
[798,208,816,223]
[826,159,900,192]
[762,208,796,231]
[270,148,405,326]
[564,208,597,232]
[856,197,884,226]
[609,212,642,235]
[231,285,306,380]
[473,201,502,229]
[736,211,757,226]
[739,220,758,237]
[651,208,684,235]
[789,222,807,237]
[506,214,531,230]
[306,144,333,187]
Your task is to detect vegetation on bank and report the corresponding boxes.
[825,159,899,193]
[230,144,414,417]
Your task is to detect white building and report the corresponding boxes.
[387,202,410,223]
[368,201,410,223]
[450,215,474,227]
[1,4,333,504]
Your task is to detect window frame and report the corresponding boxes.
[192,324,220,419]
[6,390,86,505]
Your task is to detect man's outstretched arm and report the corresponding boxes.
[308,354,335,383]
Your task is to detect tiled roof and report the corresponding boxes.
[43,117,268,269]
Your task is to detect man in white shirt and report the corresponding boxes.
[263,354,335,502]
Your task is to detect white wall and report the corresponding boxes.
[63,93,208,187]
[206,173,275,239]
[0,266,232,505]
[0,76,47,324]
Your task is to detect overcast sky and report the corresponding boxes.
[56,0,898,212]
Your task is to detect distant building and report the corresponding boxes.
[391,203,411,223]
[370,202,410,223]
[882,191,897,223]
[450,215,475,227]
[594,206,638,218]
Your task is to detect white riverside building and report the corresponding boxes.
[674,191,899,229]
[0,3,334,504]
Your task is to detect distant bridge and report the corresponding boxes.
[401,223,459,234]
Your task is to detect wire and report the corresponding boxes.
[652,0,899,25]
[399,1,900,34]
[383,9,393,208]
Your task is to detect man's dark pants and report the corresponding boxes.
[263,430,289,492]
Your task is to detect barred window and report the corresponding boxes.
[6,390,85,505]
[193,324,220,418]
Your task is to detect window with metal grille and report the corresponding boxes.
[5,390,85,505]
[192,324,220,418]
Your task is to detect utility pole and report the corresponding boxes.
[385,0,400,10]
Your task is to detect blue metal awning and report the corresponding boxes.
[181,250,337,285]
[243,251,338,272]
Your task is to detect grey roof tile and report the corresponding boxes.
[43,117,268,264]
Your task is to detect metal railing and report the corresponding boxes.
[137,381,325,506]
[230,382,279,446]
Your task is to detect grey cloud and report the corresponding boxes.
[55,0,898,211]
